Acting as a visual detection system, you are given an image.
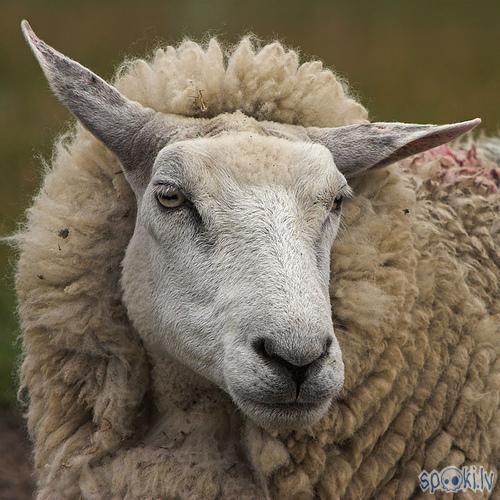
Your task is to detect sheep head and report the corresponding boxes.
[22,20,480,429]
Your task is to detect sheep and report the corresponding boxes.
[15,21,499,499]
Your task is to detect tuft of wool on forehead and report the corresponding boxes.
[114,37,368,127]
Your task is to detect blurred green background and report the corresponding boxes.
[1,0,499,406]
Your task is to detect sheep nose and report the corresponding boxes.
[253,337,332,397]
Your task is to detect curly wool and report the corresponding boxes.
[114,36,367,126]
[15,37,499,499]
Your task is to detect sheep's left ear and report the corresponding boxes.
[306,119,481,177]
[20,20,188,191]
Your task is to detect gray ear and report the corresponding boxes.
[21,20,176,183]
[306,119,481,177]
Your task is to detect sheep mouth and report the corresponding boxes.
[232,394,333,428]
[247,398,325,410]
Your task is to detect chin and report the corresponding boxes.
[233,394,334,430]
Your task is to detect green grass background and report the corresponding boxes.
[1,0,499,406]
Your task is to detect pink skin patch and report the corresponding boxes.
[404,142,500,195]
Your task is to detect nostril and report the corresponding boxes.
[252,338,272,359]
[263,338,276,359]
[253,338,283,362]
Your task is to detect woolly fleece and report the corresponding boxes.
[15,37,499,499]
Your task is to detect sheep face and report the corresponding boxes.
[122,131,347,428]
[22,20,481,429]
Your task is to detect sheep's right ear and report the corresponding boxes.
[21,20,173,186]
[306,119,481,177]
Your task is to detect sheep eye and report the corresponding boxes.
[332,195,343,212]
[156,187,186,208]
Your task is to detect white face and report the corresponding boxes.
[122,132,348,428]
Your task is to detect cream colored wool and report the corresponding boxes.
[15,37,499,499]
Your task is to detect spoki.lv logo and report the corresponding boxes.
[419,465,495,494]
